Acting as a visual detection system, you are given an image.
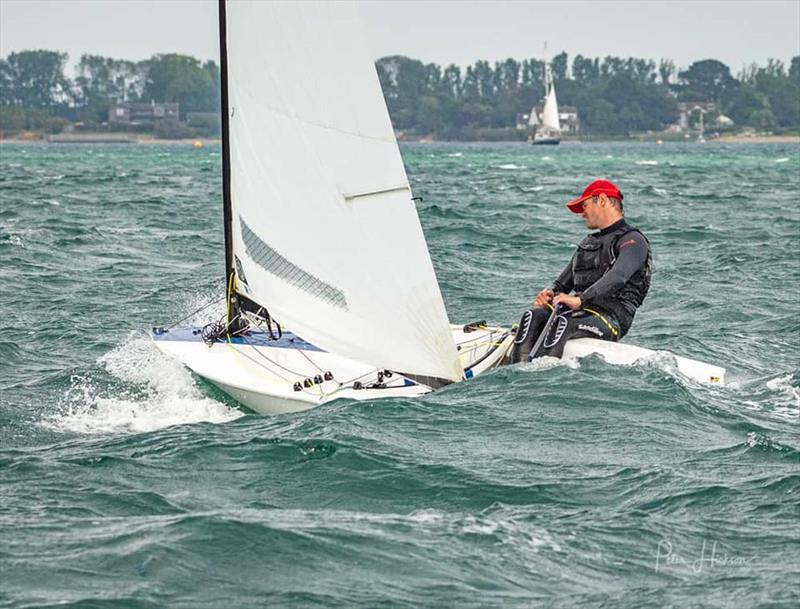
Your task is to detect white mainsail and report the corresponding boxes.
[224,1,462,381]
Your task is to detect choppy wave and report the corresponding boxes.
[765,373,800,405]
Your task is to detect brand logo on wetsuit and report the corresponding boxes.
[578,323,604,338]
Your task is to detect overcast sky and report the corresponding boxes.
[2,0,799,75]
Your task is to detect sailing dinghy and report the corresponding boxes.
[151,0,511,414]
[152,1,724,415]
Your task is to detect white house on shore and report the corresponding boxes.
[669,101,734,132]
[108,101,180,124]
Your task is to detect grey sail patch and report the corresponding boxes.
[234,254,249,289]
[240,218,348,310]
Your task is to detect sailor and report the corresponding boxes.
[509,179,652,363]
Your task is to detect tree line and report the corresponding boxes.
[377,53,800,138]
[0,50,220,136]
[1,49,799,138]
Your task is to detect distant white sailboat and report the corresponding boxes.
[532,48,561,145]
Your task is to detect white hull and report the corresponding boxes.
[153,324,512,415]
[562,339,726,385]
[153,322,725,415]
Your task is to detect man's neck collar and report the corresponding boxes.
[597,217,626,235]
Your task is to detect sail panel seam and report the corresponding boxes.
[230,98,397,145]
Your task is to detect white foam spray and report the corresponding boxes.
[43,333,241,435]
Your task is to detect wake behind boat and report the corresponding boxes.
[151,1,725,415]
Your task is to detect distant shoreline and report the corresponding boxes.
[0,134,222,146]
[138,137,222,146]
[714,134,800,144]
[1,133,797,145]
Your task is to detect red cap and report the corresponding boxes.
[566,179,624,213]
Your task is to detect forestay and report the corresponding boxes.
[224,1,462,381]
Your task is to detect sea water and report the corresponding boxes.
[1,141,798,607]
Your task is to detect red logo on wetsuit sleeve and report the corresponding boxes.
[619,239,637,249]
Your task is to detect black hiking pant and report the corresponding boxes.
[509,306,621,363]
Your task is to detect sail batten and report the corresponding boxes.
[343,185,410,201]
[236,98,401,144]
[223,0,462,381]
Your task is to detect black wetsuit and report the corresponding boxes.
[510,219,652,362]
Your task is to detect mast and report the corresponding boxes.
[218,0,240,327]
[543,44,555,108]
[538,42,560,137]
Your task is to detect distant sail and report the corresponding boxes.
[224,1,462,381]
[541,84,560,133]
[527,106,539,127]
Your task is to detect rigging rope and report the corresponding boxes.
[163,295,225,331]
[157,274,457,393]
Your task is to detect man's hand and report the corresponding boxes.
[553,293,582,310]
[533,288,554,308]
